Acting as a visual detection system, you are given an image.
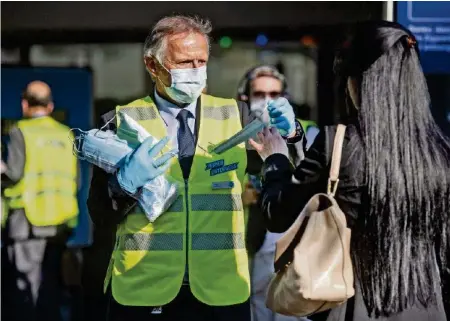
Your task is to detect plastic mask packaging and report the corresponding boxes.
[71,111,178,222]
[211,99,270,155]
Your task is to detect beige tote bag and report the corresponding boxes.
[266,124,355,317]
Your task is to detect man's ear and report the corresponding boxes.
[47,102,54,114]
[22,99,29,116]
[144,56,158,78]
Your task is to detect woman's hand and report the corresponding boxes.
[248,126,289,161]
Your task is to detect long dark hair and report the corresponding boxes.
[334,21,450,317]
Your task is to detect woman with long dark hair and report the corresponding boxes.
[249,21,450,321]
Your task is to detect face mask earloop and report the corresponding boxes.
[68,128,87,160]
[91,114,117,137]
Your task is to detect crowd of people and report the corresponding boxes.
[1,14,449,321]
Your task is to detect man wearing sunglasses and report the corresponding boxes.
[237,65,312,321]
[238,65,284,113]
[238,65,319,150]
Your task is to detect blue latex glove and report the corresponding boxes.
[267,97,296,137]
[117,136,176,194]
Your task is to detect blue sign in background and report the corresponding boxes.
[1,66,93,247]
[397,1,450,74]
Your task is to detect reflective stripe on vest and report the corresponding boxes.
[4,117,78,227]
[106,95,250,307]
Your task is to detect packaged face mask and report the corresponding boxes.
[116,112,151,149]
[71,112,178,222]
[76,129,132,173]
[211,100,270,155]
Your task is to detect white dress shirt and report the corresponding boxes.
[153,89,197,151]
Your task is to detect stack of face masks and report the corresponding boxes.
[71,111,178,223]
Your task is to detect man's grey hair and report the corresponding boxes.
[143,15,212,62]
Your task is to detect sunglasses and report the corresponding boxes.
[251,91,282,100]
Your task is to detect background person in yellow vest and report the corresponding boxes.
[237,65,311,321]
[87,15,305,321]
[1,81,81,321]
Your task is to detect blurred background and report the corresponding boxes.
[1,1,388,248]
[1,1,449,320]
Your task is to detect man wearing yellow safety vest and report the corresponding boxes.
[1,81,80,321]
[237,65,315,321]
[87,15,305,321]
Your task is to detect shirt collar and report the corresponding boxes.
[30,112,50,119]
[154,89,197,119]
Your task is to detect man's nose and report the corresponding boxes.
[193,60,200,68]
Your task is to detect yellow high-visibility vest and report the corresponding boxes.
[4,116,78,227]
[1,196,8,228]
[1,142,7,227]
[105,94,250,306]
[297,119,317,133]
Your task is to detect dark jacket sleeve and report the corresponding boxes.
[1,126,26,188]
[260,126,364,233]
[87,110,138,228]
[260,129,328,233]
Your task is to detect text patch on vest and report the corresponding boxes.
[209,161,239,176]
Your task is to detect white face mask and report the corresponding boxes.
[158,64,207,104]
[250,98,271,125]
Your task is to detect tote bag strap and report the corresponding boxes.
[327,124,347,197]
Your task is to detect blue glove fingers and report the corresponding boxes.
[268,108,283,118]
[148,136,171,158]
[136,136,157,156]
[268,100,291,118]
[267,97,295,137]
[267,97,288,109]
[153,150,177,168]
[153,160,173,177]
[116,168,139,195]
[270,117,289,128]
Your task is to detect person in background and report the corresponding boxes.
[249,21,450,321]
[237,65,310,321]
[87,15,304,321]
[1,81,81,321]
[267,61,320,150]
